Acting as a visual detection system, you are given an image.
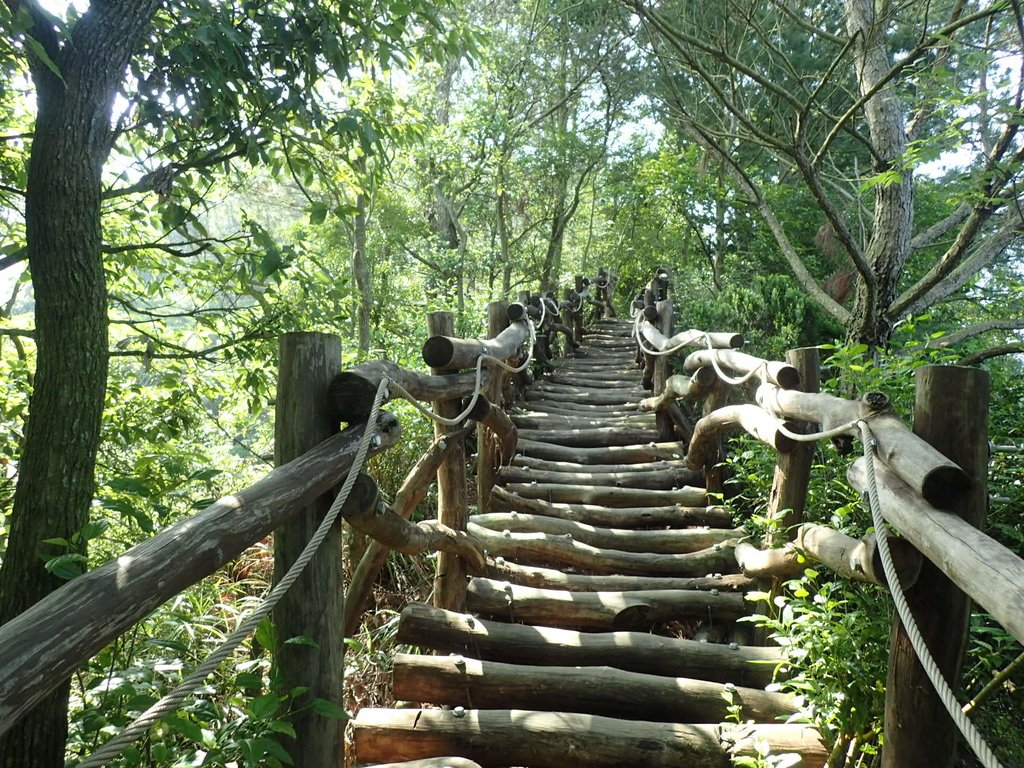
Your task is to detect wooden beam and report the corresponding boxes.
[0,412,401,734]
[485,561,756,594]
[881,365,988,768]
[497,464,701,490]
[684,349,800,389]
[686,405,796,471]
[490,486,731,528]
[477,301,509,514]
[421,319,531,370]
[328,359,486,423]
[472,513,741,555]
[272,332,344,766]
[391,654,800,723]
[466,579,746,629]
[352,708,829,768]
[516,437,686,464]
[427,311,469,612]
[758,384,970,509]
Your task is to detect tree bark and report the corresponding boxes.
[352,158,372,355]
[845,0,913,346]
[0,3,159,765]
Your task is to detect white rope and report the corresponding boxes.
[857,419,1004,768]
[78,378,391,768]
[389,316,539,427]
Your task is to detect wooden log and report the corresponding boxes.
[848,457,1024,646]
[428,311,469,613]
[687,405,797,471]
[497,464,703,490]
[757,384,970,508]
[467,578,746,629]
[469,525,739,577]
[472,513,742,554]
[510,454,693,474]
[391,654,800,724]
[514,426,660,447]
[360,759,482,768]
[466,395,516,466]
[550,372,640,388]
[638,368,719,413]
[272,332,345,767]
[395,603,783,687]
[485,561,756,594]
[501,482,707,507]
[328,359,487,423]
[530,381,642,397]
[342,474,486,573]
[516,400,639,416]
[733,524,923,587]
[700,378,729,496]
[639,324,744,354]
[509,413,655,431]
[0,412,401,734]
[766,347,820,541]
[684,349,800,389]
[346,424,473,635]
[516,438,684,462]
[421,319,531,370]
[878,366,988,768]
[490,486,732,528]
[524,389,640,407]
[352,708,829,768]
[477,301,509,514]
[653,298,674,439]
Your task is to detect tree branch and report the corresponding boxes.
[934,318,1024,348]
[957,345,1024,366]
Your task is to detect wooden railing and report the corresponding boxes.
[0,270,616,763]
[630,268,1024,768]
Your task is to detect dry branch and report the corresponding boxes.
[687,404,797,470]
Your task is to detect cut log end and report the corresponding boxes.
[422,336,457,369]
[327,371,378,423]
[920,465,971,509]
[775,365,801,390]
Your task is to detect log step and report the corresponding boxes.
[510,454,695,474]
[498,464,703,490]
[471,513,742,554]
[395,603,782,687]
[352,708,829,768]
[524,389,640,406]
[391,654,800,723]
[502,482,707,507]
[516,438,685,464]
[490,486,733,528]
[466,578,746,629]
[468,524,739,576]
[485,561,755,594]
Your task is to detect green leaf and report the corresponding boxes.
[44,553,88,580]
[24,37,65,84]
[311,698,348,720]
[247,693,281,720]
[166,714,204,743]
[188,467,222,482]
[267,720,297,738]
[308,201,328,225]
[234,672,264,690]
[283,634,319,648]
[255,616,275,652]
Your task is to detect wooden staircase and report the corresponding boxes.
[351,318,828,768]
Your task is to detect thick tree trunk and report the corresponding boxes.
[0,5,158,766]
[846,0,913,346]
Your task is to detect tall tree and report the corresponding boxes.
[0,0,445,764]
[630,0,1024,347]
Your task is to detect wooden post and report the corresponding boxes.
[573,275,585,342]
[701,380,729,498]
[477,301,509,514]
[882,365,989,768]
[273,332,344,767]
[428,311,470,611]
[766,347,820,543]
[653,298,673,441]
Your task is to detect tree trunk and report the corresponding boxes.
[845,0,913,346]
[0,5,158,766]
[353,159,372,355]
